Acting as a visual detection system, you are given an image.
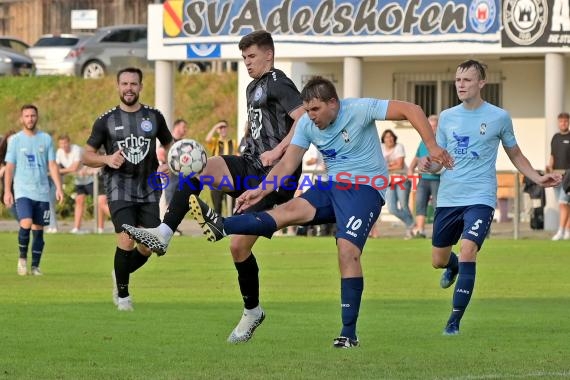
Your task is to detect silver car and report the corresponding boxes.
[0,36,34,76]
[27,33,92,76]
[68,24,213,79]
[70,24,150,79]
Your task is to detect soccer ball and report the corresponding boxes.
[167,139,208,176]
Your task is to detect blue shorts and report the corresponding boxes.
[15,197,50,226]
[299,181,383,251]
[432,205,494,250]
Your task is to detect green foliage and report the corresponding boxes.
[0,237,569,379]
[0,73,238,220]
[0,73,238,145]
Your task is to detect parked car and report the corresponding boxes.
[68,24,212,79]
[27,33,92,76]
[0,48,34,76]
[0,37,34,76]
[0,36,30,54]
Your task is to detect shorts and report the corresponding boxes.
[553,184,570,204]
[108,200,160,233]
[300,181,383,251]
[222,155,300,213]
[15,197,50,226]
[432,205,494,251]
[75,182,94,196]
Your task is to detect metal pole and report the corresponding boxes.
[514,172,520,240]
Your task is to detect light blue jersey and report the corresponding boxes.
[291,98,389,199]
[436,102,517,208]
[5,130,55,202]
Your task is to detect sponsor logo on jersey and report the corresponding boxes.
[118,134,151,165]
[480,123,487,135]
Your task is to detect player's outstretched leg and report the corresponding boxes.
[189,195,225,242]
[121,225,169,256]
[227,305,265,343]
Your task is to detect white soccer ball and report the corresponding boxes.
[167,139,208,176]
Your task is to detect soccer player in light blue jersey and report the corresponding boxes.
[189,76,454,348]
[3,104,64,276]
[419,60,562,336]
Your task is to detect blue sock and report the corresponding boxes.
[449,262,476,325]
[446,251,459,273]
[18,227,31,259]
[223,212,277,238]
[339,277,363,340]
[31,229,45,268]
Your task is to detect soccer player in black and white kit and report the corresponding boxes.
[83,67,173,311]
[123,31,305,341]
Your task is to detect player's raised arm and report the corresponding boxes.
[385,100,453,169]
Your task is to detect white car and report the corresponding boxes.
[27,33,92,76]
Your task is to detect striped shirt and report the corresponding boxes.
[86,104,172,202]
[242,68,303,171]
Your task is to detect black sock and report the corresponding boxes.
[114,247,132,298]
[163,178,200,231]
[18,227,31,259]
[235,253,259,310]
[31,229,45,268]
[129,248,149,273]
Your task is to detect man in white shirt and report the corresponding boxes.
[56,134,94,234]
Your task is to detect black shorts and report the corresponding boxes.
[75,183,94,196]
[108,200,160,233]
[221,155,300,213]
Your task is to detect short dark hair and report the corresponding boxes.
[21,104,38,114]
[558,112,570,120]
[457,59,487,80]
[117,67,143,83]
[381,129,398,144]
[300,76,339,103]
[173,119,187,126]
[238,30,274,52]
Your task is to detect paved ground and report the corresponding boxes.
[0,216,554,240]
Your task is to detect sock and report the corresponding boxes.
[158,224,174,240]
[340,277,364,340]
[18,227,31,259]
[449,262,476,325]
[163,178,200,232]
[235,253,259,310]
[31,229,45,268]
[114,247,132,298]
[224,212,277,239]
[445,251,459,274]
[128,248,149,273]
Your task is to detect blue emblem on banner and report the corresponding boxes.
[186,44,221,59]
[469,0,496,33]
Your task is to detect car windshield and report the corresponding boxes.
[34,37,80,47]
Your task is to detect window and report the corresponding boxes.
[393,72,502,116]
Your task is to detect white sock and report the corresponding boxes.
[158,223,174,239]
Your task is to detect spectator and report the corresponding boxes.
[408,114,440,238]
[56,134,94,234]
[205,120,237,215]
[547,112,570,240]
[382,129,415,239]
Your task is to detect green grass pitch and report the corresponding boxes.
[0,233,569,379]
